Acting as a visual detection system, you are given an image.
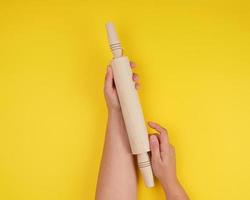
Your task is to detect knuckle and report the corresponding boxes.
[163,128,168,134]
[159,127,167,134]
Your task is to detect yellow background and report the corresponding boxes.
[0,0,250,199]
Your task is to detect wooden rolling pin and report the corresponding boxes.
[105,22,154,187]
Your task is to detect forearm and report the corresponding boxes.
[95,109,137,200]
[163,179,189,200]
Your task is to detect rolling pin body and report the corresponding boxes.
[106,23,154,187]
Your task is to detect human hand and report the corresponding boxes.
[148,122,177,187]
[148,121,189,200]
[104,61,139,112]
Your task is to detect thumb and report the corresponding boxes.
[104,65,114,91]
[150,135,161,162]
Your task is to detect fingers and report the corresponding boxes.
[132,73,139,82]
[133,73,140,89]
[130,61,140,90]
[130,61,136,68]
[105,61,139,90]
[148,121,169,153]
[149,135,161,161]
[104,65,114,91]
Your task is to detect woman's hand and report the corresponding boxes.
[148,121,189,200]
[104,61,139,112]
[148,121,177,187]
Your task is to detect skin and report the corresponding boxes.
[148,122,189,200]
[95,62,189,200]
[95,62,138,200]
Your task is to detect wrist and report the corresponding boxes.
[162,178,189,200]
[108,107,122,116]
[108,108,124,125]
[162,176,180,193]
[107,108,126,135]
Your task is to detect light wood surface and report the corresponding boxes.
[106,23,154,187]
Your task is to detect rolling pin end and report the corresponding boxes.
[137,152,155,188]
